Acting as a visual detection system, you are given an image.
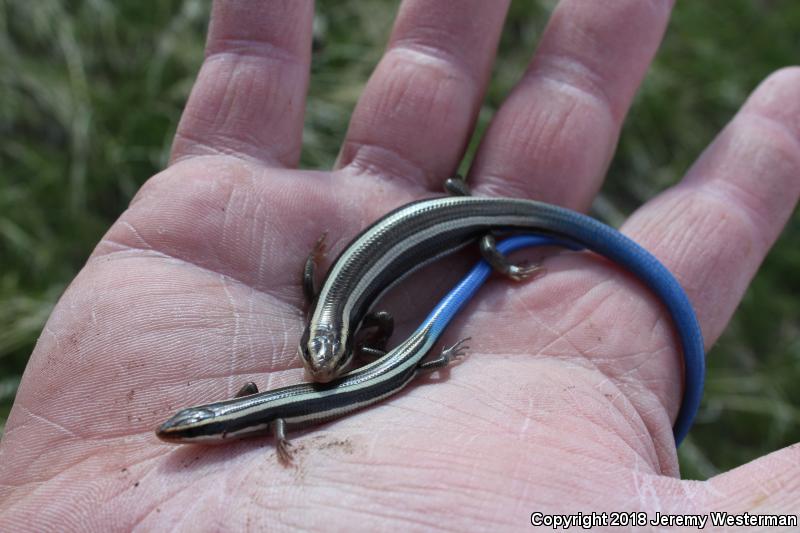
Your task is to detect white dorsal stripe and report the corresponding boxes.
[309,197,548,349]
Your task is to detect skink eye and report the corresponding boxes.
[160,407,215,430]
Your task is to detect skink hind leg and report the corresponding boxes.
[418,337,471,371]
[480,234,546,281]
[446,175,543,281]
[445,176,543,281]
[302,232,328,305]
[444,174,471,196]
[272,418,294,466]
[356,310,394,360]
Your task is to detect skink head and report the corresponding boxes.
[298,323,349,383]
[156,407,225,443]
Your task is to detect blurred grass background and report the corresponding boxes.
[1,0,798,479]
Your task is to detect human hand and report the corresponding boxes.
[1,1,798,530]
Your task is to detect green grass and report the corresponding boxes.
[1,0,798,479]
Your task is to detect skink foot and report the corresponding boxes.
[444,174,471,196]
[480,234,546,281]
[418,337,471,371]
[272,418,295,466]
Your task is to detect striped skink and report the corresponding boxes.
[156,234,570,462]
[299,189,704,444]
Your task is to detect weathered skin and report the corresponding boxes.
[2,2,799,531]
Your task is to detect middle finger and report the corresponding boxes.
[335,0,510,190]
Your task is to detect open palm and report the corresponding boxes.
[2,1,799,530]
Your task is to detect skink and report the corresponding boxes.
[300,191,704,444]
[157,234,570,462]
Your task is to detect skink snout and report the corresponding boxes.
[299,326,346,383]
[156,407,217,443]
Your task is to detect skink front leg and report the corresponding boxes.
[418,337,471,371]
[302,232,328,305]
[272,418,294,466]
[356,310,394,359]
[234,382,259,398]
[444,174,471,196]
